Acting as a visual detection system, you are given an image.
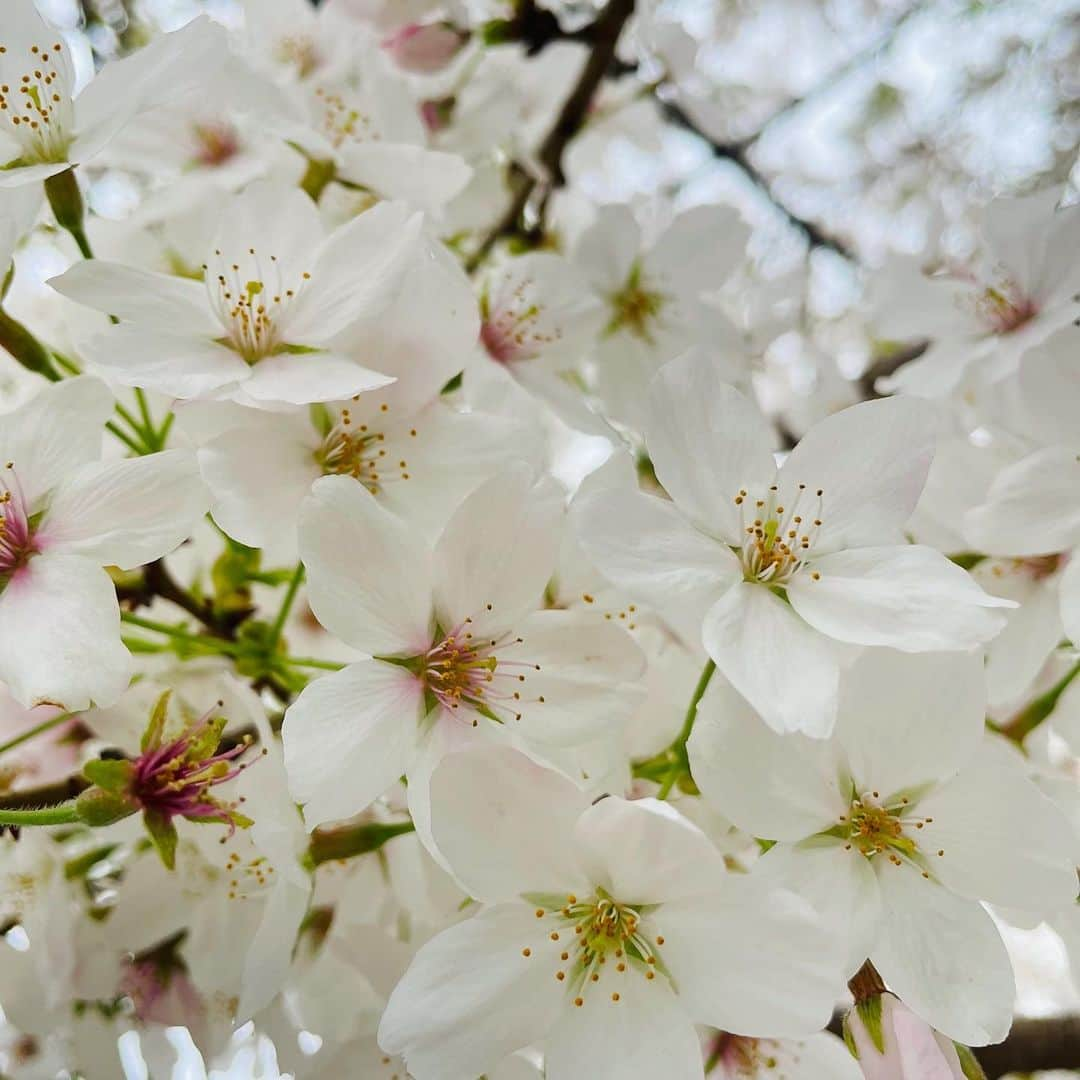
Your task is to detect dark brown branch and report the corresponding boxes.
[0,775,89,810]
[976,1015,1080,1078]
[466,0,636,270]
[658,97,855,259]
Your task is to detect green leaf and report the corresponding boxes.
[143,809,179,870]
[82,758,135,794]
[141,690,172,753]
[184,715,226,762]
[856,994,886,1054]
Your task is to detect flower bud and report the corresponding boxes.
[844,992,976,1079]
[383,22,468,74]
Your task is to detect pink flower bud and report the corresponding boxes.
[847,993,968,1079]
[383,22,467,74]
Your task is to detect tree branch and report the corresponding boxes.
[466,0,636,270]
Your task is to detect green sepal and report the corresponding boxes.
[83,758,136,794]
[143,809,179,870]
[520,892,570,911]
[141,690,172,753]
[953,1043,988,1079]
[856,993,886,1054]
[841,1012,859,1059]
[75,787,138,827]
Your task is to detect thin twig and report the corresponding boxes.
[466,0,636,270]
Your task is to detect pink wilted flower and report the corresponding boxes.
[76,691,257,868]
[383,22,468,74]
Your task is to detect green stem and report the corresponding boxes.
[996,660,1080,745]
[0,711,74,759]
[657,659,716,800]
[106,420,145,455]
[0,801,80,826]
[119,612,241,656]
[282,656,346,672]
[134,388,156,448]
[268,563,305,650]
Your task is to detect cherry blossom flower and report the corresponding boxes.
[379,746,847,1079]
[282,465,645,841]
[49,182,421,408]
[688,649,1077,1043]
[575,350,1011,736]
[0,376,207,709]
[0,2,225,188]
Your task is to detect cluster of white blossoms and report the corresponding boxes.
[0,0,1077,1077]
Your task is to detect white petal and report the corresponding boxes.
[788,546,1012,651]
[647,352,775,541]
[378,904,565,1080]
[510,610,645,746]
[544,966,704,1080]
[40,450,208,570]
[285,202,424,343]
[754,843,882,976]
[337,143,472,215]
[915,746,1077,914]
[433,466,561,635]
[982,568,1063,706]
[0,554,130,709]
[702,583,841,737]
[1059,552,1080,648]
[237,352,395,407]
[48,261,217,335]
[573,797,728,905]
[237,874,311,1019]
[282,660,421,830]
[573,487,740,643]
[965,447,1080,556]
[779,397,938,550]
[0,376,113,505]
[198,413,319,551]
[871,863,1013,1046]
[835,649,986,797]
[689,678,846,841]
[428,745,591,903]
[656,876,846,1038]
[298,475,433,655]
[81,325,250,399]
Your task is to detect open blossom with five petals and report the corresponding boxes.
[0,376,207,710]
[378,746,847,1080]
[688,649,1077,1045]
[281,465,645,846]
[49,181,422,409]
[0,2,225,187]
[574,351,1012,736]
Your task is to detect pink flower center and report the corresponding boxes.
[131,719,252,827]
[0,464,38,581]
[976,281,1038,335]
[417,620,541,725]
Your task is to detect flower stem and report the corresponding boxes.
[119,612,241,656]
[282,656,346,672]
[0,801,80,826]
[0,711,74,759]
[657,659,716,800]
[996,659,1080,745]
[268,563,305,650]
